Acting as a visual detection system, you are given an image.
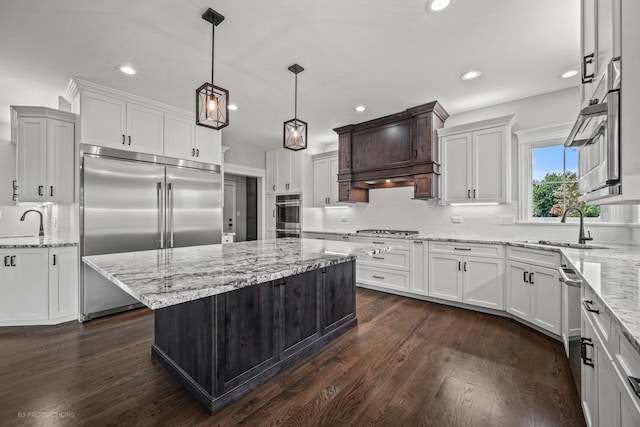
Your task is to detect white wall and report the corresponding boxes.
[222,139,267,169]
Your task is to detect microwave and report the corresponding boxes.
[565,58,621,204]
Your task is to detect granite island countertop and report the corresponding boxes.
[0,235,78,248]
[83,238,392,310]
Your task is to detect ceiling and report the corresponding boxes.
[0,0,580,152]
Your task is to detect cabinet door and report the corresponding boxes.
[414,113,433,163]
[126,103,164,155]
[414,173,437,199]
[463,256,504,310]
[276,149,290,191]
[46,119,75,203]
[581,0,598,106]
[163,113,195,160]
[530,265,561,335]
[428,254,462,302]
[329,157,339,205]
[12,249,48,321]
[596,0,618,78]
[49,246,78,320]
[619,376,640,427]
[338,133,351,173]
[582,315,599,427]
[80,91,127,148]
[506,261,530,321]
[216,281,277,392]
[266,194,276,231]
[17,116,46,202]
[313,159,330,206]
[323,261,355,333]
[288,151,302,193]
[0,252,15,321]
[597,341,619,427]
[195,125,221,164]
[473,127,507,203]
[281,271,320,359]
[441,133,472,203]
[410,241,428,296]
[266,150,278,194]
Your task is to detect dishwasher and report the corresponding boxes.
[559,266,583,392]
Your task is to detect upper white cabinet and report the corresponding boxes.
[266,148,312,199]
[438,115,515,205]
[312,152,339,207]
[67,78,221,164]
[12,106,76,204]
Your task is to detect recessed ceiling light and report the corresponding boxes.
[561,70,579,79]
[426,0,454,12]
[119,65,136,75]
[228,104,238,111]
[460,70,482,81]
[355,105,366,112]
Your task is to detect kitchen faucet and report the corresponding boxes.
[560,207,593,245]
[20,209,44,238]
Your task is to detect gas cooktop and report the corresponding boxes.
[355,229,419,237]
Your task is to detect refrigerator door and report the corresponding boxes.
[166,166,222,247]
[82,156,165,319]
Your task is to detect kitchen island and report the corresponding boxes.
[83,238,391,414]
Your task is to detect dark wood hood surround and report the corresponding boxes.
[334,101,448,202]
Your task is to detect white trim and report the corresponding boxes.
[437,114,516,137]
[222,162,267,240]
[224,162,266,179]
[514,122,573,145]
[312,150,338,161]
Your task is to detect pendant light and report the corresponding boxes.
[196,8,229,130]
[283,64,307,151]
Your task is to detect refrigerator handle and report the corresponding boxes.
[157,182,164,248]
[168,183,174,247]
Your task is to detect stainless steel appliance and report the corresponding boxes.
[559,266,583,392]
[80,144,222,320]
[275,194,301,238]
[566,57,621,203]
[355,229,419,237]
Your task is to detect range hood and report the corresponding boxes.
[334,101,448,202]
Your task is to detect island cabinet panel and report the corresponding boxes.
[322,261,356,334]
[216,281,277,393]
[281,270,321,359]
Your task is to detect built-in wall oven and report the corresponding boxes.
[275,194,301,238]
[565,57,621,203]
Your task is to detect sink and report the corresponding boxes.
[517,240,609,250]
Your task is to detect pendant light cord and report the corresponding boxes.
[294,72,298,120]
[211,24,215,85]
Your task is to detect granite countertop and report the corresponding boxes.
[0,235,78,248]
[83,238,392,310]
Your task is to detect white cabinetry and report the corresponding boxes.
[506,247,562,335]
[163,113,195,159]
[355,237,411,292]
[303,232,350,242]
[410,240,428,296]
[266,194,276,237]
[428,242,504,309]
[0,246,78,326]
[12,107,75,204]
[312,152,339,207]
[266,148,311,198]
[438,115,515,204]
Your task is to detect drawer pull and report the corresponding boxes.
[372,275,385,280]
[3,255,9,267]
[582,299,600,314]
[580,337,594,367]
[628,376,640,399]
[413,241,423,244]
[523,271,529,283]
[372,241,385,244]
[529,272,534,285]
[372,256,385,260]
[454,247,472,251]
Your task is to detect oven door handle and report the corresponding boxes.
[276,201,301,206]
[606,90,620,184]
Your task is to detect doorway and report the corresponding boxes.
[223,180,236,235]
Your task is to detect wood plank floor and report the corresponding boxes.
[0,289,585,426]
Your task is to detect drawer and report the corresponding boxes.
[429,241,503,258]
[507,246,561,269]
[356,266,409,290]
[582,286,611,345]
[352,236,410,251]
[615,330,640,381]
[614,331,640,420]
[357,250,410,271]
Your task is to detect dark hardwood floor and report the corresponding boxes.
[0,289,585,426]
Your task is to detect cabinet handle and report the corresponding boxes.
[628,376,640,399]
[273,185,276,191]
[523,271,529,283]
[458,261,461,271]
[122,134,126,145]
[582,299,600,314]
[372,275,385,280]
[454,247,471,251]
[473,189,477,199]
[315,237,325,240]
[192,148,195,157]
[272,209,275,218]
[38,185,43,196]
[3,255,9,267]
[463,261,467,272]
[582,53,595,84]
[580,337,594,367]
[413,149,418,158]
[467,189,471,199]
[10,255,16,267]
[286,183,290,190]
[12,180,18,201]
[53,254,57,266]
[128,135,132,146]
[341,236,349,240]
[372,241,385,244]
[50,186,54,197]
[372,256,385,260]
[196,149,199,157]
[528,272,534,284]
[414,241,423,244]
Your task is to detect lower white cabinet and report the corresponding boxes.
[506,261,561,335]
[410,240,428,296]
[356,236,410,292]
[429,253,462,302]
[266,195,276,235]
[0,246,78,325]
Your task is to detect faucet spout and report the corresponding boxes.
[20,209,44,238]
[560,207,593,245]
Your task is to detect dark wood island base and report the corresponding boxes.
[151,261,356,414]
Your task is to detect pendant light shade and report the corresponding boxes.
[196,8,229,130]
[283,64,307,151]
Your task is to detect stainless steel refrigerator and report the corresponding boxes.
[80,145,222,321]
